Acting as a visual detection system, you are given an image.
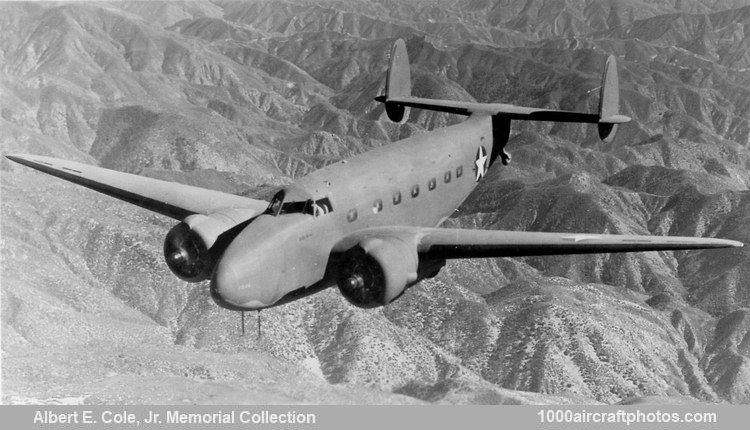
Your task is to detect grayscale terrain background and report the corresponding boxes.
[1,0,749,405]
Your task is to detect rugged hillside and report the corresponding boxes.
[2,0,749,404]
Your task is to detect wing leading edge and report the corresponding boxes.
[417,228,743,258]
[334,226,742,258]
[6,154,269,220]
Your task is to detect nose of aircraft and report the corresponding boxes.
[209,220,284,310]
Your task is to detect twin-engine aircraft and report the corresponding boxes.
[7,39,742,311]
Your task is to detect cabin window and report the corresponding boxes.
[372,199,383,213]
[456,165,463,178]
[393,191,402,205]
[347,208,358,222]
[428,177,436,191]
[444,171,451,183]
[411,184,420,198]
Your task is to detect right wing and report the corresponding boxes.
[333,226,742,258]
[6,154,269,220]
[416,228,743,259]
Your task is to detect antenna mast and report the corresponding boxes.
[240,311,245,336]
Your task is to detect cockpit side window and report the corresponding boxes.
[266,191,334,217]
[311,198,333,217]
[282,200,311,215]
[316,198,332,213]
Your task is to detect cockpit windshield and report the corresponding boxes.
[267,191,283,215]
[265,189,333,217]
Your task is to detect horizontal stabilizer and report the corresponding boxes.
[376,39,631,141]
[375,96,630,123]
[6,154,269,220]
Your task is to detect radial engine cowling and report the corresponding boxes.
[163,209,257,282]
[336,237,418,308]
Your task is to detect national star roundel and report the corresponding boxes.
[474,145,488,181]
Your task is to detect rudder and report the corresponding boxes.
[598,55,624,142]
[384,39,411,123]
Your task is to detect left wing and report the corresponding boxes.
[333,226,742,258]
[6,154,269,220]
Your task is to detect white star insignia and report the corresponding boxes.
[474,146,488,181]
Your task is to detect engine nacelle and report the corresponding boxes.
[336,237,418,308]
[163,208,258,282]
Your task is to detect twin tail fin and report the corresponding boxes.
[376,39,630,143]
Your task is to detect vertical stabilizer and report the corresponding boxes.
[597,55,624,142]
[384,39,411,123]
[373,44,630,137]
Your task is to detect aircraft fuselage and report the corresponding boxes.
[210,115,496,310]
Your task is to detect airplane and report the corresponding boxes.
[6,39,743,314]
